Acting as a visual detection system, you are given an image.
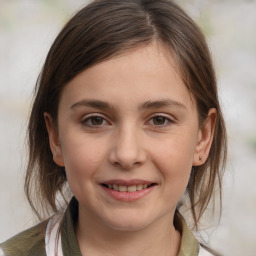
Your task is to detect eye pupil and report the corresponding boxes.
[153,116,166,125]
[91,116,103,125]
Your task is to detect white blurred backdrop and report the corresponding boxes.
[1,1,256,255]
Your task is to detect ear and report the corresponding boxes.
[193,108,217,166]
[44,113,65,167]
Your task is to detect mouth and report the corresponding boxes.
[101,183,157,192]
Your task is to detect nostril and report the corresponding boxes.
[108,138,147,170]
[112,161,139,170]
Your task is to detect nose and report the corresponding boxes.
[108,125,147,170]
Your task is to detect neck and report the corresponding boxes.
[76,208,181,256]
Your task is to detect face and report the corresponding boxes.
[45,43,215,232]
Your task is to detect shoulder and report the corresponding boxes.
[0,220,48,256]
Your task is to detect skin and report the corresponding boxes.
[45,42,216,256]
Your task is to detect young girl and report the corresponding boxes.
[0,0,227,255]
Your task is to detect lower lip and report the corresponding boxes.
[101,185,155,202]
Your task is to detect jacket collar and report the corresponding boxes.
[60,197,199,256]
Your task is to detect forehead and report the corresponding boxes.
[59,43,196,112]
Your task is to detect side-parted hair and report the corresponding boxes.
[25,0,227,230]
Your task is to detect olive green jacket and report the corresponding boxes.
[0,198,211,256]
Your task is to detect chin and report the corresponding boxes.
[103,212,153,232]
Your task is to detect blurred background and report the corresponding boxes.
[0,0,256,255]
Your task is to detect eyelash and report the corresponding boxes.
[147,114,174,128]
[81,114,174,128]
[81,114,109,127]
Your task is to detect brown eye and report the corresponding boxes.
[90,116,104,125]
[82,115,108,127]
[152,116,168,126]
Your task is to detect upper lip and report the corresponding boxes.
[100,179,156,186]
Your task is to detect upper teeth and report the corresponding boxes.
[108,184,148,192]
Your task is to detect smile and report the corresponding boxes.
[102,183,154,192]
[100,181,157,201]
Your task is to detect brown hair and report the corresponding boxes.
[25,0,227,230]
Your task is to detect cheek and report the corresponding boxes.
[152,133,197,170]
[151,135,196,198]
[59,135,107,191]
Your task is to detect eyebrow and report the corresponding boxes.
[70,99,113,111]
[139,99,187,111]
[70,99,187,111]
